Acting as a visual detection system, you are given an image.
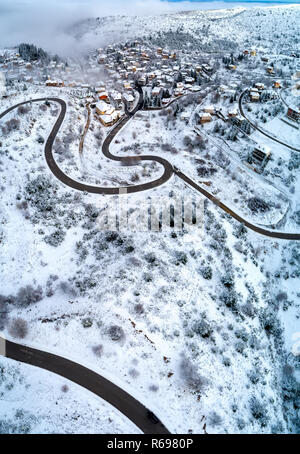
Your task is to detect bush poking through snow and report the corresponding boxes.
[92,345,103,357]
[208,411,222,427]
[15,285,43,308]
[107,325,125,342]
[247,197,271,214]
[249,397,269,426]
[179,355,208,392]
[193,319,213,338]
[9,318,28,339]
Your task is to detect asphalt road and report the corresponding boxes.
[0,87,299,433]
[238,90,300,152]
[174,168,300,240]
[0,336,170,434]
[0,92,174,195]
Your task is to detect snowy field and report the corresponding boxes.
[0,3,300,435]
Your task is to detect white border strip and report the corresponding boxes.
[0,336,6,357]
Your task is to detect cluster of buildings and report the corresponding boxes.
[96,42,212,107]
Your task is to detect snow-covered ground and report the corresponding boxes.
[0,3,300,435]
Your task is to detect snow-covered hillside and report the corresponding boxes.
[71,5,300,54]
[0,3,299,435]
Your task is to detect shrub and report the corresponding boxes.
[208,411,222,427]
[149,384,159,392]
[249,397,269,426]
[129,368,140,378]
[144,252,157,264]
[134,304,144,315]
[15,285,43,308]
[199,266,212,280]
[174,251,188,265]
[247,197,271,213]
[17,105,31,115]
[44,229,66,247]
[1,118,20,135]
[9,318,28,339]
[37,135,45,144]
[92,344,103,357]
[260,309,282,337]
[193,319,212,338]
[221,271,234,288]
[82,317,93,328]
[107,325,125,341]
[179,355,208,392]
[220,289,238,312]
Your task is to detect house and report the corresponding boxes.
[273,81,281,89]
[45,80,64,87]
[181,112,189,123]
[138,75,147,86]
[152,86,161,97]
[254,83,265,91]
[222,89,236,99]
[189,85,201,92]
[287,106,300,123]
[199,113,212,124]
[119,69,127,79]
[204,105,215,114]
[185,76,195,85]
[123,92,134,105]
[96,101,113,115]
[248,145,271,170]
[219,84,228,93]
[174,88,183,97]
[266,66,274,74]
[228,108,238,118]
[99,91,109,101]
[250,49,256,56]
[162,98,171,106]
[250,91,260,102]
[261,56,269,62]
[244,50,249,55]
[157,48,163,55]
[95,85,106,93]
[123,81,132,90]
[111,91,122,103]
[228,64,237,71]
[98,55,106,64]
[99,111,120,126]
[141,52,150,61]
[202,64,212,72]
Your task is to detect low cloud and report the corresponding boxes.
[0,1,294,57]
[0,0,201,56]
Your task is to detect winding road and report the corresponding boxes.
[238,90,300,152]
[0,336,169,434]
[1,86,300,435]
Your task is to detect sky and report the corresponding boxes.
[0,0,299,55]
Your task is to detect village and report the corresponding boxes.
[0,39,299,189]
[1,3,300,437]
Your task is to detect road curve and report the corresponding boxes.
[1,93,300,240]
[175,169,300,240]
[0,92,174,195]
[238,90,300,152]
[0,336,170,434]
[1,87,300,433]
